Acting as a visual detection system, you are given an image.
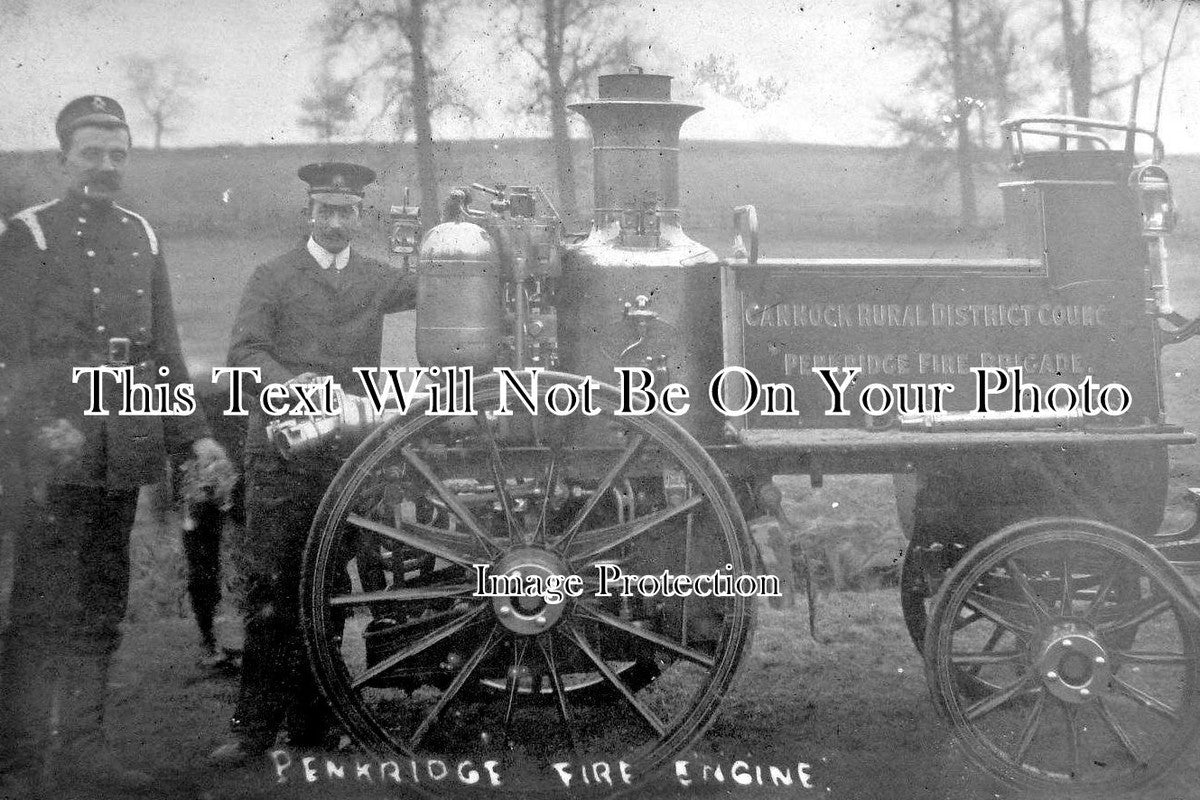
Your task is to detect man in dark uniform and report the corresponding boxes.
[0,96,229,797]
[211,162,415,763]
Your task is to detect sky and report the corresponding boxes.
[1,0,1199,152]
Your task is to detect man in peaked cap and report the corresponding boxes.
[212,162,416,764]
[0,95,230,796]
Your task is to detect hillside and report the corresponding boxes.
[17,137,1197,245]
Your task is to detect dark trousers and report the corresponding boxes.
[183,499,224,649]
[231,452,337,750]
[0,485,139,772]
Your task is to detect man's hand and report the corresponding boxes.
[183,437,238,514]
[191,436,230,471]
[287,371,325,386]
[285,372,333,409]
[36,418,85,467]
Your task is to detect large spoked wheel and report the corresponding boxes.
[300,371,755,795]
[925,517,1200,794]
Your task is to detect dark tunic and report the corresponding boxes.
[0,193,209,487]
[224,241,415,749]
[228,242,415,441]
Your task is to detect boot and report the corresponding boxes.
[51,653,154,793]
[0,631,52,787]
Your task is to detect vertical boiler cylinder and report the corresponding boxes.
[560,71,725,441]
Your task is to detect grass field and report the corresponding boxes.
[2,140,1011,241]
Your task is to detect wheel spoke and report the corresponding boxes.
[348,513,486,568]
[408,625,502,749]
[502,639,530,736]
[1098,596,1171,637]
[951,649,1023,666]
[1060,556,1072,617]
[1064,704,1081,778]
[1006,558,1052,623]
[473,412,521,545]
[1085,559,1123,622]
[1012,690,1047,763]
[963,594,1035,639]
[352,604,488,690]
[1096,696,1147,766]
[554,433,646,552]
[575,604,716,668]
[964,626,1007,677]
[329,585,475,607]
[1115,650,1197,666]
[565,624,666,735]
[964,672,1033,721]
[568,494,705,563]
[952,610,984,631]
[1109,675,1180,722]
[536,451,559,545]
[539,635,577,750]
[400,445,500,557]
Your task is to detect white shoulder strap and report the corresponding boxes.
[12,199,59,251]
[114,204,159,255]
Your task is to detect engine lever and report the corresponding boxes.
[471,183,505,198]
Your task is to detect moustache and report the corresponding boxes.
[84,171,122,192]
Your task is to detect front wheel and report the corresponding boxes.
[299,371,756,794]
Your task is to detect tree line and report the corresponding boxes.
[119,1,1193,230]
[883,0,1193,228]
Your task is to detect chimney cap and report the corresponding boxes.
[598,72,674,102]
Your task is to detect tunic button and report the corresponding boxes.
[121,217,129,224]
[75,231,82,237]
[132,252,140,258]
[136,289,145,296]
[86,249,96,257]
[78,217,86,224]
[92,287,101,295]
[97,325,106,333]
[138,326,147,335]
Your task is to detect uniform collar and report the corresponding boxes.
[63,190,114,215]
[307,236,351,271]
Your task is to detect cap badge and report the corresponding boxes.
[91,96,109,112]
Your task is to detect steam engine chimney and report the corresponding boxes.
[570,70,702,234]
[560,70,724,441]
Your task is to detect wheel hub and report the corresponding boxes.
[1034,624,1112,704]
[488,547,571,635]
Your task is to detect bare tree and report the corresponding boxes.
[323,0,474,223]
[878,0,1042,229]
[689,55,787,112]
[298,61,359,146]
[120,53,203,150]
[1054,0,1192,119]
[499,0,652,224]
[947,0,977,229]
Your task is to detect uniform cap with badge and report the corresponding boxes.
[55,95,129,147]
[298,162,376,206]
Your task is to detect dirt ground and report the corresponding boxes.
[67,592,1200,800]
